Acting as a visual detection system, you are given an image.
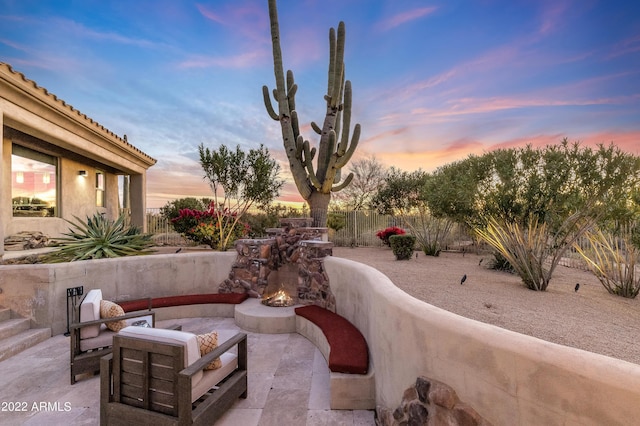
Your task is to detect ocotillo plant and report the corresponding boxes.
[263,0,361,227]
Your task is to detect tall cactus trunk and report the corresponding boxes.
[308,192,331,230]
[263,0,361,227]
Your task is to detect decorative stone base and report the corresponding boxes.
[219,219,335,309]
[234,298,298,334]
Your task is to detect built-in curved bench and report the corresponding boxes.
[118,293,249,320]
[294,305,375,410]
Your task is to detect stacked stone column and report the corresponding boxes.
[218,218,335,310]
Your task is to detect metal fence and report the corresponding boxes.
[140,207,592,271]
[145,208,192,246]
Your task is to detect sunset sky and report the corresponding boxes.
[1,0,639,208]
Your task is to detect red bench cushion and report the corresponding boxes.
[120,293,249,312]
[295,305,369,375]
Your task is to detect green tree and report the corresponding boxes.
[372,168,453,256]
[263,0,361,227]
[474,140,640,290]
[198,143,283,250]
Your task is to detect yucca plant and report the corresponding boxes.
[43,213,155,262]
[574,228,640,298]
[475,214,593,291]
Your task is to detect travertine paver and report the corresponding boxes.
[0,317,375,425]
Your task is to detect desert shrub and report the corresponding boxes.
[377,226,406,247]
[43,213,155,262]
[475,214,593,291]
[244,212,279,238]
[574,227,640,298]
[171,205,249,251]
[327,212,347,232]
[160,197,211,221]
[486,252,514,272]
[389,234,416,260]
[421,241,441,256]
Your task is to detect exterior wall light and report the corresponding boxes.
[78,170,88,177]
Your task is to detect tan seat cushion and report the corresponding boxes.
[80,289,102,339]
[191,352,238,403]
[80,329,116,352]
[100,300,127,332]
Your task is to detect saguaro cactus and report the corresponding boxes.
[263,0,361,227]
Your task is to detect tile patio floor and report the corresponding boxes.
[0,317,375,426]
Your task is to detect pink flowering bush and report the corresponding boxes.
[376,226,406,247]
[171,202,249,250]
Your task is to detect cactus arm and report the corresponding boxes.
[330,23,346,108]
[335,123,360,168]
[327,27,336,105]
[331,172,354,192]
[337,80,352,155]
[286,70,297,111]
[302,139,322,190]
[311,121,322,135]
[291,110,301,144]
[262,86,279,121]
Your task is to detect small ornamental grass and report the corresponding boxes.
[389,234,416,260]
[43,213,155,262]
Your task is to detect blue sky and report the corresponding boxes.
[1,0,639,208]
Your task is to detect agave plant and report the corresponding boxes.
[574,227,640,298]
[44,213,155,262]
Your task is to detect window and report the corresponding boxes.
[96,171,105,207]
[12,145,57,217]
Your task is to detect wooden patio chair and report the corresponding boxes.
[70,289,155,384]
[100,327,247,426]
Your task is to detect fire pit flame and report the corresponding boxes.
[262,285,295,307]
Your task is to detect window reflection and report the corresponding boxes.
[96,171,105,207]
[12,145,57,217]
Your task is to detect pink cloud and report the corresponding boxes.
[608,35,640,59]
[376,7,437,32]
[196,2,269,43]
[178,50,268,69]
[537,1,570,36]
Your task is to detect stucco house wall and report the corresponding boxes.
[0,62,156,257]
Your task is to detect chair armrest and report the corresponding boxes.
[70,310,157,330]
[100,353,114,403]
[180,333,247,377]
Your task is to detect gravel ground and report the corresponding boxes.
[333,246,640,365]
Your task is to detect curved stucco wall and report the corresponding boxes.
[3,251,640,424]
[0,252,236,335]
[324,256,640,426]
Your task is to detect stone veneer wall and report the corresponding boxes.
[218,218,335,310]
